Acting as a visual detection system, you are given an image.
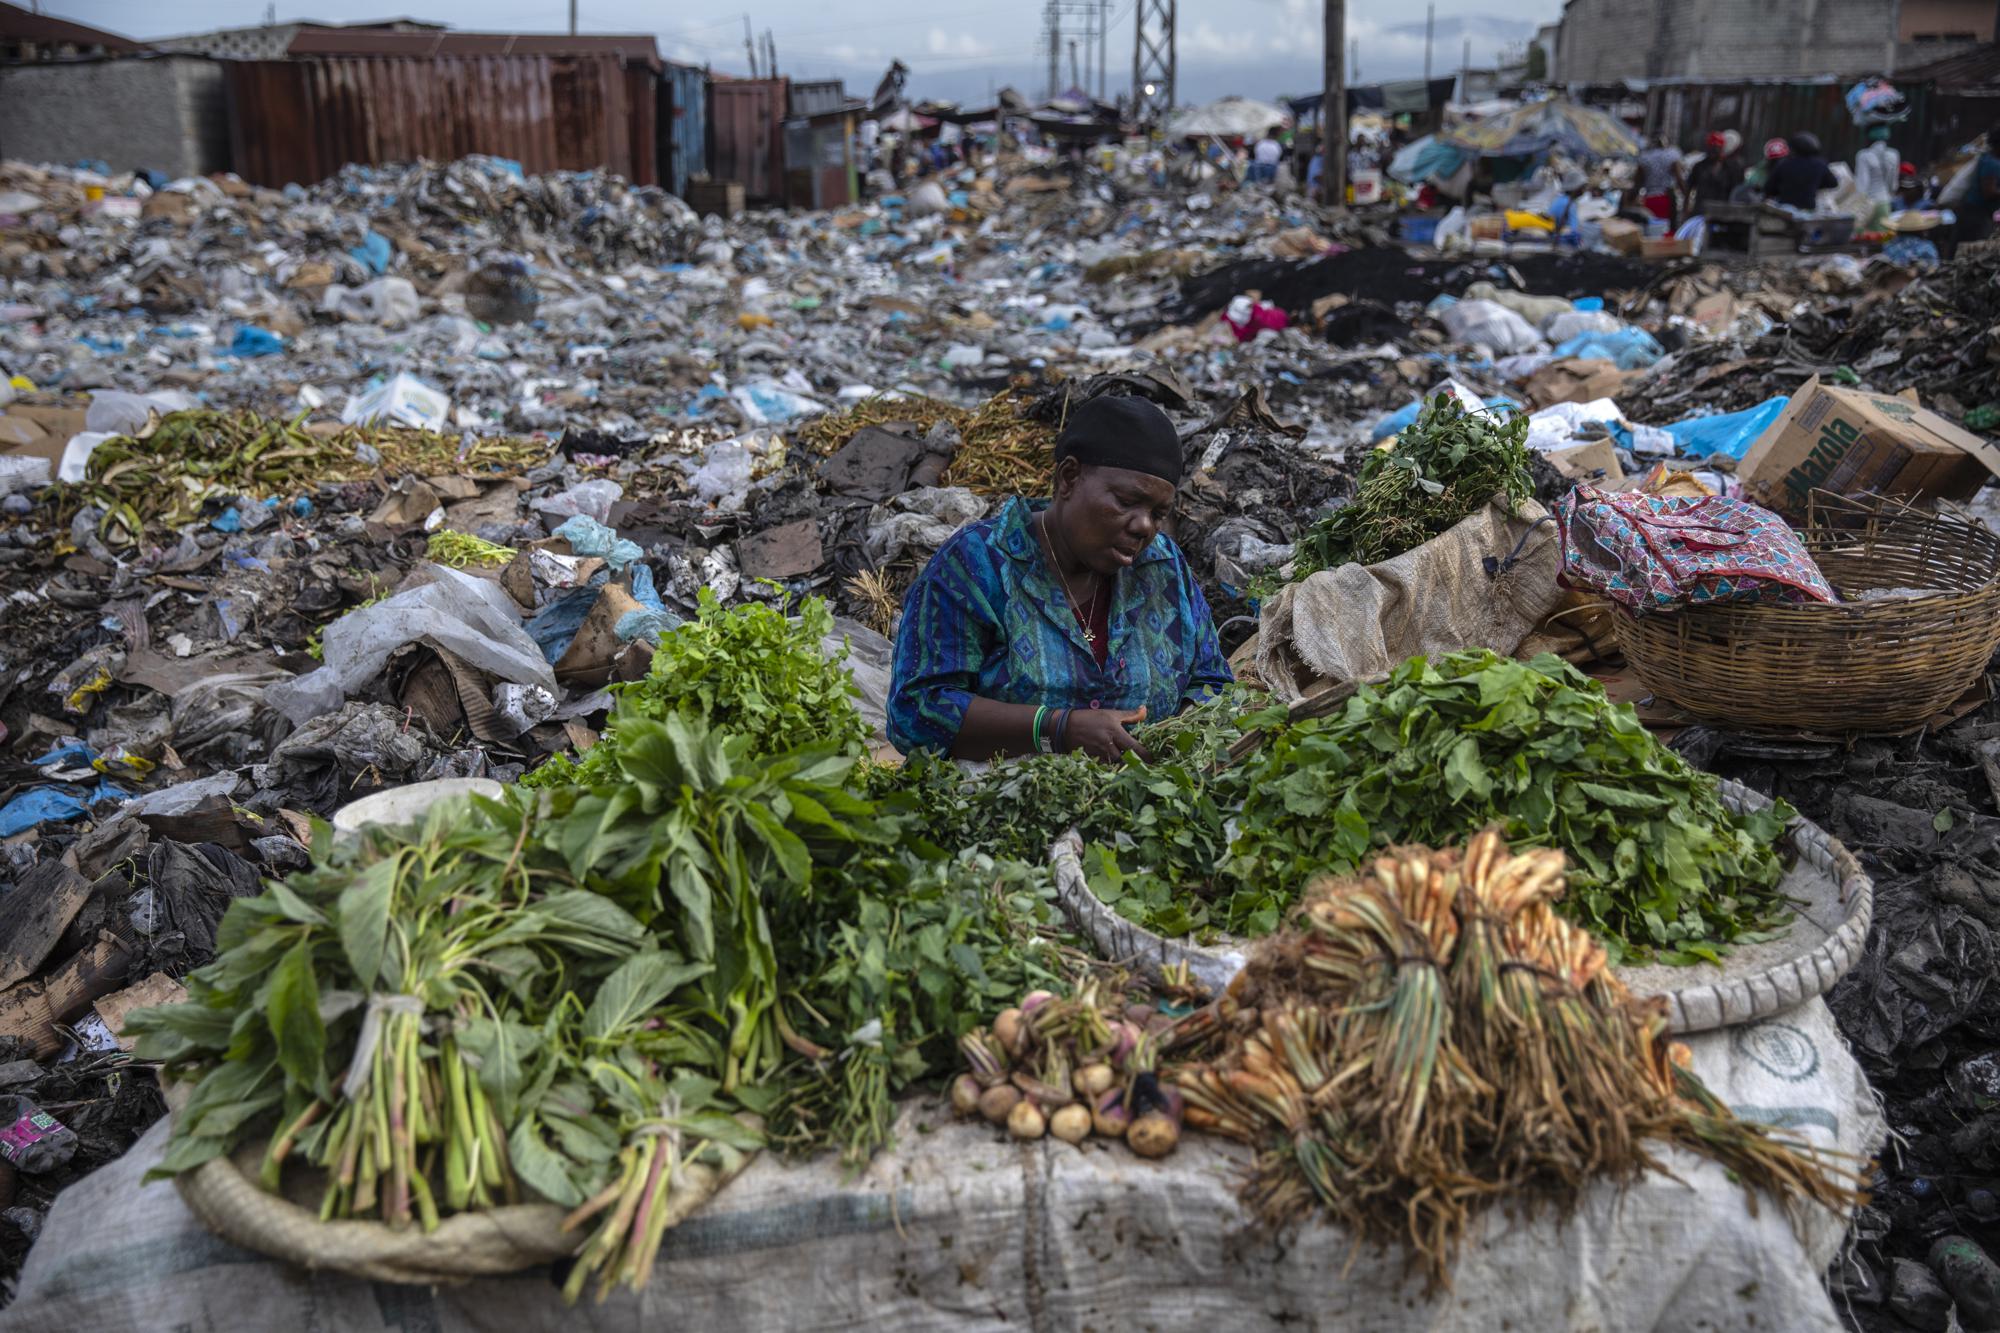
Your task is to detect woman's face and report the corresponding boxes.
[1051,460,1175,576]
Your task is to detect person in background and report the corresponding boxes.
[1307,143,1326,195]
[1636,134,1683,222]
[1686,130,1743,211]
[1953,129,2000,245]
[887,396,1232,763]
[1766,131,1838,211]
[1251,129,1283,184]
[1895,162,1930,210]
[1735,137,1789,201]
[1853,126,1900,205]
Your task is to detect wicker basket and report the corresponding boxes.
[1611,493,2000,733]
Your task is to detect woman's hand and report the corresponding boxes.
[1063,706,1152,764]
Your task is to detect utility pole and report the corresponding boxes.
[1351,38,1359,81]
[1424,3,1434,82]
[1321,0,1345,204]
[1132,0,1176,121]
[569,0,577,36]
[1070,39,1080,91]
[1099,0,1109,101]
[764,30,776,78]
[1046,1,1061,102]
[1461,36,1471,101]
[745,15,758,77]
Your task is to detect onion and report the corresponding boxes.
[1008,1098,1048,1140]
[951,1074,983,1117]
[1073,1063,1115,1099]
[1105,1021,1140,1068]
[979,1083,1022,1124]
[1127,1111,1180,1158]
[992,1007,1025,1057]
[1049,1104,1092,1144]
[1124,1003,1154,1026]
[1020,990,1057,1015]
[1091,1087,1131,1138]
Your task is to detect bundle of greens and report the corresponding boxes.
[1073,654,1793,966]
[1174,834,1856,1287]
[524,590,867,789]
[1277,392,1534,587]
[1221,652,1794,963]
[130,709,1061,1294]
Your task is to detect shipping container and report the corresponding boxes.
[784,110,858,210]
[709,76,788,205]
[226,54,656,188]
[661,61,708,199]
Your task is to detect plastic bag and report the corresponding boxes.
[552,514,641,569]
[265,565,557,726]
[1550,326,1664,370]
[1664,396,1791,462]
[1440,299,1546,356]
[342,373,449,432]
[85,389,197,436]
[863,487,987,564]
[320,277,420,328]
[1544,310,1624,343]
[730,381,825,425]
[535,479,622,525]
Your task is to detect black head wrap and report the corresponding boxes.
[1053,396,1183,486]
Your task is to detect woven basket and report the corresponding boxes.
[1049,780,1872,1036]
[1611,493,2000,733]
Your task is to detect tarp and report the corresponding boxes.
[1441,97,1644,160]
[1167,96,1290,139]
[6,999,1878,1332]
[1388,133,1469,184]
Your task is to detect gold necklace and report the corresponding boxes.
[1038,514,1102,647]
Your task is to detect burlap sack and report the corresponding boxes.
[171,1099,757,1285]
[1256,497,1564,700]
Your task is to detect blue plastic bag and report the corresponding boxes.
[229,325,284,358]
[1664,395,1790,462]
[1550,326,1663,371]
[348,231,392,275]
[0,787,90,837]
[553,515,643,571]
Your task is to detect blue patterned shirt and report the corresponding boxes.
[887,498,1234,756]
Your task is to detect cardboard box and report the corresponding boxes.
[1525,357,1633,409]
[686,180,746,218]
[1641,236,1696,261]
[1469,214,1507,240]
[1739,375,2000,516]
[1598,218,1642,255]
[1546,439,1626,485]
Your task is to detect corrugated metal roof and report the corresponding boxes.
[1899,43,2000,88]
[0,0,147,51]
[283,27,661,69]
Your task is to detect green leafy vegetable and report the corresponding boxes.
[523,589,868,789]
[1271,392,1534,591]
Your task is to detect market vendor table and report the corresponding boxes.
[7,999,1878,1333]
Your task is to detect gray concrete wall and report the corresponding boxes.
[1559,0,1897,82]
[0,57,230,178]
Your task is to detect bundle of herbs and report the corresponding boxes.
[1273,393,1533,589]
[1077,653,1793,965]
[523,589,867,790]
[1173,832,1858,1288]
[130,709,1061,1294]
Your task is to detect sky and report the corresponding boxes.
[43,0,1557,105]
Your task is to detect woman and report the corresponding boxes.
[887,396,1233,763]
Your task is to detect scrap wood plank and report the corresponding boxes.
[0,935,136,1059]
[0,861,93,991]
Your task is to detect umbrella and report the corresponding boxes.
[1439,98,1642,160]
[1167,97,1290,140]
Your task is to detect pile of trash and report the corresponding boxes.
[6,149,2000,1323]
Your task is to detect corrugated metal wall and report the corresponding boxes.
[662,61,707,199]
[709,77,788,205]
[227,54,655,188]
[1645,80,1936,169]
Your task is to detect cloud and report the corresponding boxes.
[926,27,994,57]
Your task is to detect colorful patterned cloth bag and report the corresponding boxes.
[1554,484,1837,611]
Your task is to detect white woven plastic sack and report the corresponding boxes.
[8,999,1877,1333]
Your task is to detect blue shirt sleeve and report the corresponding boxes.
[1170,543,1234,706]
[887,531,1000,756]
